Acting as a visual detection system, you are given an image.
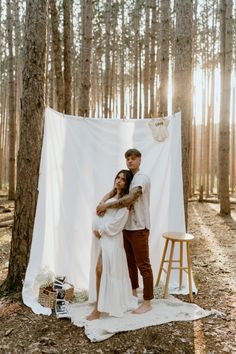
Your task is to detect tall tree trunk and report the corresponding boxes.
[149,0,157,117]
[49,0,64,112]
[230,87,235,193]
[139,40,142,118]
[204,1,210,197]
[210,1,217,194]
[109,9,118,118]
[173,0,193,228]
[202,82,206,193]
[0,75,8,189]
[3,80,9,188]
[49,50,54,108]
[104,0,111,118]
[210,71,215,193]
[110,34,116,118]
[7,0,16,200]
[1,0,48,292]
[159,0,170,117]
[45,13,50,106]
[218,0,232,215]
[78,0,93,117]
[63,0,72,114]
[143,0,150,118]
[191,115,197,195]
[14,0,22,155]
[132,0,140,119]
[119,0,125,118]
[0,0,3,189]
[90,55,97,117]
[71,11,76,115]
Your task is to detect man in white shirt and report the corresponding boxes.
[97,149,153,314]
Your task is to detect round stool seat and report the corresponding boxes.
[163,232,194,242]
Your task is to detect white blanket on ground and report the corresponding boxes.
[22,108,196,316]
[69,296,215,342]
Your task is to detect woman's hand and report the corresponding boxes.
[96,203,107,216]
[93,230,101,239]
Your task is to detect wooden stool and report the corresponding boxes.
[156,232,194,302]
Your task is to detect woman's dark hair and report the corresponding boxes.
[114,169,133,198]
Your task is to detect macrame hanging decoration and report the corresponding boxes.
[148,118,170,142]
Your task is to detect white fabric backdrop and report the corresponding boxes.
[22,107,196,315]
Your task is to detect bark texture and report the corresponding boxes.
[2,0,48,292]
[218,0,232,215]
[159,0,170,117]
[78,0,93,117]
[173,0,193,228]
[7,0,16,200]
[63,0,72,114]
[49,0,64,113]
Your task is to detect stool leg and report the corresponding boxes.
[186,241,193,302]
[179,241,183,290]
[163,240,175,298]
[156,239,169,286]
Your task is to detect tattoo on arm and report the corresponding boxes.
[105,187,142,209]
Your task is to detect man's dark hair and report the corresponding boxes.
[124,148,141,158]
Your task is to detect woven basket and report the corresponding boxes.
[38,283,74,308]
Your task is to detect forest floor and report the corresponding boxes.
[0,200,235,354]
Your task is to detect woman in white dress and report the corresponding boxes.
[87,170,137,320]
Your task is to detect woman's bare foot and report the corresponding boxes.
[132,300,152,314]
[86,309,101,321]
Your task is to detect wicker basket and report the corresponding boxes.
[38,283,74,308]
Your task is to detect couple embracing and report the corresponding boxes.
[87,149,154,321]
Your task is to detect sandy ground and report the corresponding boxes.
[0,201,235,354]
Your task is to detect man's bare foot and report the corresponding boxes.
[132,300,152,314]
[86,309,101,321]
[132,289,138,297]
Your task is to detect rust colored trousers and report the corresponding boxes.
[123,229,154,300]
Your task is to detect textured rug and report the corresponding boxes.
[69,296,219,342]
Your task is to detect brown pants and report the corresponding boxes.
[123,229,154,300]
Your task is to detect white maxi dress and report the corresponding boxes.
[89,199,137,317]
